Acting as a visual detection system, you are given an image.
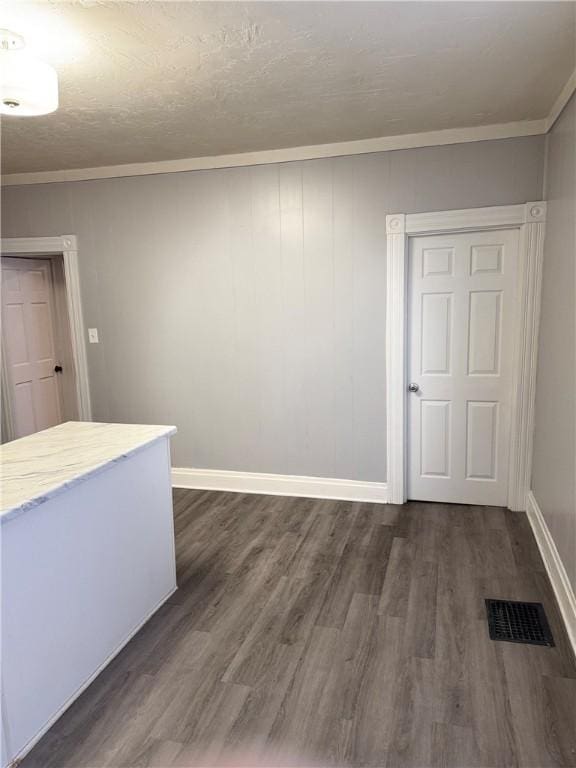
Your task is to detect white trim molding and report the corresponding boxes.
[526,491,576,657]
[507,203,547,511]
[385,214,407,506]
[385,202,546,510]
[172,468,389,504]
[1,68,574,188]
[1,235,92,423]
[1,119,546,187]
[545,67,576,132]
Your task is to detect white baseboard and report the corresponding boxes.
[172,467,389,504]
[526,491,576,656]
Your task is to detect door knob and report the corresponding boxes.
[408,383,419,393]
[54,365,63,373]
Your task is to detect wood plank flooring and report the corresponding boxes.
[22,491,576,768]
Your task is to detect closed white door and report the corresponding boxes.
[407,229,519,506]
[2,257,63,438]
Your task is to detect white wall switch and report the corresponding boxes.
[88,328,99,344]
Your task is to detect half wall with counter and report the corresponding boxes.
[1,421,177,768]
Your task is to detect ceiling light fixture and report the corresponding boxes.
[0,28,58,116]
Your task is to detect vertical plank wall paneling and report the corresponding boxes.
[1,136,544,482]
[532,95,576,591]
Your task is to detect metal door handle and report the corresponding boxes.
[54,365,63,373]
[408,383,419,393]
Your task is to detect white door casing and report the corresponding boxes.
[1,258,62,438]
[1,235,91,441]
[407,230,518,505]
[386,202,547,511]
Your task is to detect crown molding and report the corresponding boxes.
[3,65,575,188]
[1,118,547,187]
[545,67,576,132]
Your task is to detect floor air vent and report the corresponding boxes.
[485,599,555,647]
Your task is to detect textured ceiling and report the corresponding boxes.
[1,1,575,174]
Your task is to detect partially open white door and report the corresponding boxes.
[1,257,63,438]
[407,229,519,505]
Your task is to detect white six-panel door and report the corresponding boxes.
[1,257,63,438]
[407,229,519,506]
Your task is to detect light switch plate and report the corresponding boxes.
[88,328,99,344]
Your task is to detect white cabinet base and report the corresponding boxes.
[2,437,176,768]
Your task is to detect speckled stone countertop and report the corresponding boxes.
[0,421,177,522]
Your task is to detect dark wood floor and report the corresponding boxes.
[22,491,576,768]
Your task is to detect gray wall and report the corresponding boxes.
[532,95,576,590]
[1,136,544,480]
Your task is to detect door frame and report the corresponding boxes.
[385,202,547,511]
[1,235,92,440]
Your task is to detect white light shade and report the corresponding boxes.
[0,49,58,116]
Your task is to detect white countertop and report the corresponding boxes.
[0,421,177,522]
